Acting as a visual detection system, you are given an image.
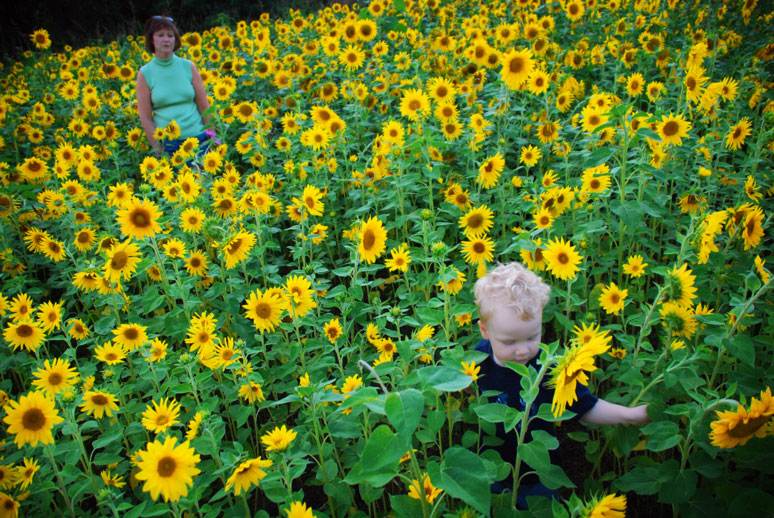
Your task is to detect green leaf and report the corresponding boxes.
[504,360,529,378]
[385,389,424,438]
[94,315,116,336]
[518,439,573,490]
[727,334,755,366]
[124,501,148,518]
[641,421,682,452]
[417,365,472,392]
[610,200,644,229]
[344,425,405,487]
[93,452,124,465]
[658,469,697,504]
[92,427,123,449]
[614,465,663,494]
[390,494,423,518]
[474,403,522,426]
[428,447,492,515]
[141,286,166,314]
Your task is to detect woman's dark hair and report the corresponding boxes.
[143,16,182,53]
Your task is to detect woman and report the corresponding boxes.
[136,15,213,156]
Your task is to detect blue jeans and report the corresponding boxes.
[162,131,211,159]
[491,481,559,510]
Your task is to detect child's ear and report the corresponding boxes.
[478,320,488,339]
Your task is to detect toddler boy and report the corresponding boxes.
[473,262,648,507]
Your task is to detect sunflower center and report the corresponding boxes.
[363,229,376,249]
[190,258,202,268]
[157,456,177,477]
[22,408,46,431]
[227,238,243,254]
[662,121,678,136]
[610,294,620,304]
[745,219,756,235]
[106,353,117,361]
[732,127,742,139]
[221,350,234,360]
[111,251,128,270]
[156,415,168,425]
[130,209,150,228]
[473,242,485,253]
[590,179,601,189]
[124,328,139,340]
[408,100,421,111]
[557,252,569,264]
[508,57,524,74]
[467,213,483,229]
[17,324,34,338]
[535,248,544,261]
[728,415,769,438]
[49,373,62,385]
[686,77,696,90]
[92,394,108,405]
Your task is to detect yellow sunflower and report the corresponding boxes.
[550,335,610,417]
[243,288,287,333]
[135,436,201,502]
[284,275,317,318]
[35,300,63,332]
[3,391,63,447]
[112,323,149,351]
[31,358,79,396]
[385,244,412,273]
[459,205,494,238]
[478,153,505,188]
[261,425,297,452]
[323,318,343,343]
[103,240,142,283]
[116,198,163,239]
[461,236,495,265]
[222,230,257,269]
[543,237,583,281]
[725,118,752,150]
[657,112,692,147]
[741,206,765,250]
[3,320,46,352]
[500,48,534,90]
[79,390,119,419]
[710,387,774,448]
[599,282,628,314]
[141,397,181,434]
[399,88,431,121]
[93,341,126,365]
[225,457,273,496]
[357,216,387,264]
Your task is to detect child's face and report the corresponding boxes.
[479,306,542,367]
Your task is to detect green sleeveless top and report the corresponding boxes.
[140,55,205,138]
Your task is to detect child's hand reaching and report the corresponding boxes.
[628,404,650,426]
[581,400,650,426]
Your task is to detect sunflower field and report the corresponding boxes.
[1,0,773,516]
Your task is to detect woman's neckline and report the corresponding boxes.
[152,54,175,66]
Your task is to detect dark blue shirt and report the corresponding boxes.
[475,339,598,484]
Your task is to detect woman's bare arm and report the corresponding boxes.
[136,70,161,153]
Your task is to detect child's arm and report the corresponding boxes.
[580,399,649,426]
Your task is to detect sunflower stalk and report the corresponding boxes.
[511,360,550,509]
[44,444,76,518]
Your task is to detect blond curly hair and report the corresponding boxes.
[474,262,551,322]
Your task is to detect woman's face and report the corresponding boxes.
[153,29,176,56]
